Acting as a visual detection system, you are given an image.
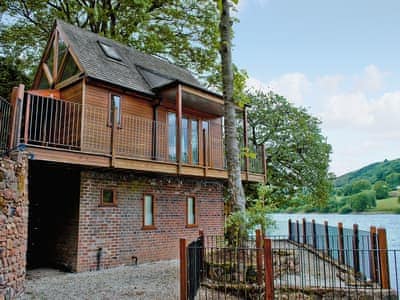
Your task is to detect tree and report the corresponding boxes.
[0,56,31,99]
[373,180,389,200]
[246,90,332,206]
[218,0,246,237]
[349,190,376,211]
[351,179,372,194]
[0,0,220,81]
[386,173,400,189]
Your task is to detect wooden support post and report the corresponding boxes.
[288,219,292,241]
[176,84,182,174]
[110,109,118,167]
[296,220,300,243]
[312,219,317,249]
[369,226,378,282]
[377,228,390,289]
[9,84,25,149]
[179,238,187,300]
[338,222,345,265]
[243,105,249,178]
[352,224,360,274]
[261,144,267,183]
[256,229,263,285]
[202,128,208,177]
[23,94,31,144]
[302,218,307,244]
[264,238,274,300]
[324,221,330,255]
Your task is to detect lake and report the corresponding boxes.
[269,213,400,249]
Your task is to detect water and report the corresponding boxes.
[269,213,400,249]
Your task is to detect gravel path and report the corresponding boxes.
[20,260,179,300]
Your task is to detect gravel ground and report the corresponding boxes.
[20,260,179,300]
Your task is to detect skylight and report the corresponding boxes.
[98,41,122,61]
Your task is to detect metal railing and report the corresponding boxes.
[17,92,265,174]
[181,232,399,300]
[0,96,11,154]
[21,93,82,149]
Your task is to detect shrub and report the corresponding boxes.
[339,205,352,214]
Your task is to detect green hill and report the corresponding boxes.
[335,158,400,188]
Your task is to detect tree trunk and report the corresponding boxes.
[219,0,246,213]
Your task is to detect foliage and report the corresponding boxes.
[373,180,389,200]
[348,190,376,212]
[246,90,332,207]
[339,205,353,214]
[335,158,400,188]
[225,185,275,246]
[0,0,220,82]
[0,56,31,99]
[342,179,371,196]
[386,173,400,189]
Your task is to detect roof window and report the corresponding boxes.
[98,41,122,61]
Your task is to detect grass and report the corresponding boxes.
[368,197,400,212]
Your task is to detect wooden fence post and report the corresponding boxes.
[377,228,390,289]
[296,220,300,243]
[256,229,263,285]
[302,218,307,244]
[352,224,360,274]
[24,94,31,144]
[9,84,24,149]
[180,238,187,300]
[312,219,317,249]
[369,226,378,282]
[324,221,330,255]
[338,222,344,265]
[288,219,292,240]
[264,238,274,300]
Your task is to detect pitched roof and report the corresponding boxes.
[57,20,204,96]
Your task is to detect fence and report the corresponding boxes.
[180,230,399,299]
[0,96,11,154]
[288,218,394,289]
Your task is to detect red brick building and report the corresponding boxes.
[8,20,266,272]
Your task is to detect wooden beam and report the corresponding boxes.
[53,30,59,79]
[9,84,25,149]
[176,84,182,174]
[264,238,274,300]
[181,85,224,105]
[262,144,267,183]
[243,106,249,178]
[338,222,345,265]
[369,226,378,282]
[179,238,187,300]
[42,63,54,86]
[377,228,390,289]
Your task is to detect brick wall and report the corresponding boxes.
[0,153,28,298]
[77,170,225,272]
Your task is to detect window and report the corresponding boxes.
[98,41,122,61]
[109,94,121,127]
[182,117,189,163]
[191,120,199,164]
[101,189,116,206]
[186,196,196,226]
[59,53,80,82]
[168,112,176,161]
[143,194,155,228]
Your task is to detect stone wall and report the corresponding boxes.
[77,170,225,272]
[0,153,28,299]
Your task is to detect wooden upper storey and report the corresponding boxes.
[8,21,266,183]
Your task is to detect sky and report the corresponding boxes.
[233,0,400,176]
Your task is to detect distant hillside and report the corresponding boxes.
[335,158,400,188]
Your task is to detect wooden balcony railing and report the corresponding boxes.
[17,92,265,176]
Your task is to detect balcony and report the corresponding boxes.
[9,87,266,182]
